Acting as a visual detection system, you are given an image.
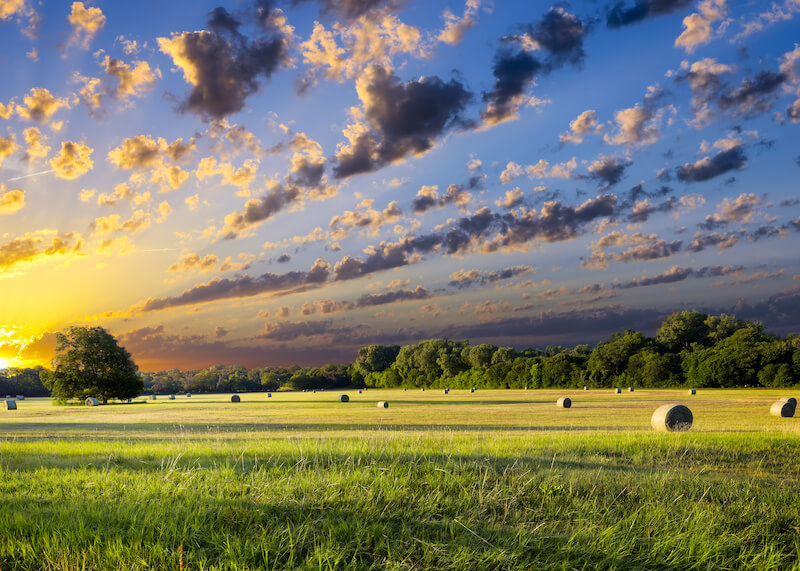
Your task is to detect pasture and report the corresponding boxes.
[1,389,798,570]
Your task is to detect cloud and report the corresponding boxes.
[717,70,787,116]
[354,285,431,307]
[734,0,800,39]
[438,0,481,45]
[49,141,94,179]
[300,0,403,21]
[412,184,471,213]
[66,2,106,50]
[676,145,747,182]
[222,184,301,237]
[333,65,473,178]
[0,0,39,37]
[107,135,194,192]
[74,56,160,113]
[558,109,600,144]
[686,231,739,252]
[449,265,534,289]
[583,231,681,269]
[0,186,24,214]
[499,158,576,183]
[139,258,331,312]
[606,0,692,28]
[480,49,542,126]
[613,264,743,288]
[0,135,16,167]
[21,127,50,162]
[698,192,765,229]
[330,198,403,236]
[495,188,524,209]
[157,4,291,119]
[587,155,632,187]
[168,253,219,273]
[675,0,727,53]
[603,99,667,146]
[15,87,70,122]
[676,57,734,127]
[0,230,83,270]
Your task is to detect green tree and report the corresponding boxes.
[43,326,142,403]
[655,311,709,353]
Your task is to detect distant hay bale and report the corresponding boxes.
[583,386,589,391]
[358,390,362,394]
[231,395,240,402]
[689,389,696,395]
[403,388,407,391]
[651,404,693,432]
[151,395,157,400]
[470,387,475,393]
[267,392,272,398]
[628,387,635,392]
[4,399,17,410]
[444,388,449,394]
[421,388,425,392]
[186,393,191,397]
[85,397,99,407]
[169,394,175,400]
[770,400,795,418]
[340,394,349,403]
[15,395,24,400]
[556,397,572,409]
[127,398,132,403]
[377,401,388,408]
[615,388,622,394]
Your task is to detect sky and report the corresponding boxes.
[0,0,799,371]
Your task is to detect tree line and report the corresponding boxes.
[4,311,799,400]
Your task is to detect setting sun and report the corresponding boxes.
[0,357,10,370]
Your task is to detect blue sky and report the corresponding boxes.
[0,0,798,369]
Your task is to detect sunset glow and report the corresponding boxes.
[1,1,799,371]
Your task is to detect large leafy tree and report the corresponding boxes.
[43,326,142,403]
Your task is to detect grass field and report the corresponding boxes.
[1,388,799,570]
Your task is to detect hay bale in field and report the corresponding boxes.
[583,386,589,391]
[169,394,175,400]
[403,388,407,391]
[377,401,389,408]
[470,387,475,393]
[689,389,696,395]
[4,399,17,410]
[777,397,796,407]
[15,395,24,400]
[340,394,349,403]
[628,387,635,392]
[444,388,449,394]
[231,394,240,403]
[151,395,157,400]
[267,393,272,398]
[127,398,132,403]
[85,397,99,407]
[651,404,693,432]
[615,388,622,394]
[358,390,362,394]
[421,387,425,392]
[186,393,191,397]
[770,400,795,418]
[556,397,572,409]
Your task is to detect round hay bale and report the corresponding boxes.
[628,387,635,392]
[556,397,572,409]
[770,400,795,418]
[377,401,388,408]
[688,388,696,395]
[421,388,425,392]
[231,394,240,403]
[443,388,449,394]
[358,390,362,394]
[127,398,132,403]
[583,386,589,391]
[777,397,797,407]
[340,394,349,403]
[651,404,693,432]
[151,395,157,400]
[470,387,475,393]
[85,397,99,407]
[186,393,191,397]
[169,394,175,400]
[615,388,622,394]
[4,399,17,410]
[403,388,407,392]
[267,392,272,398]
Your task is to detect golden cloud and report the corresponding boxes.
[67,1,106,50]
[0,135,17,167]
[0,230,83,270]
[15,87,70,122]
[49,141,94,179]
[0,185,24,214]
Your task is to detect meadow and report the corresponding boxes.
[1,389,798,570]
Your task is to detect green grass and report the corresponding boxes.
[1,389,798,570]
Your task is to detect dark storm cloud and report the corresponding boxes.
[334,67,473,178]
[718,71,787,117]
[588,156,632,187]
[606,0,691,28]
[160,3,290,120]
[526,7,587,68]
[140,259,331,312]
[676,146,747,182]
[223,185,301,238]
[334,194,618,280]
[355,286,432,307]
[480,50,542,125]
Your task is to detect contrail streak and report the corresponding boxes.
[7,169,57,182]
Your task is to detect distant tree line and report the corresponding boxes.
[5,311,799,398]
[350,312,800,389]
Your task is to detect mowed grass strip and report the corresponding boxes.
[0,390,798,570]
